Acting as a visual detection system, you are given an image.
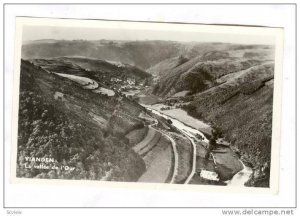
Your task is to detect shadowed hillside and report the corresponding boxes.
[149,45,275,187]
[185,63,274,167]
[17,60,147,181]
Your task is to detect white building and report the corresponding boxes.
[54,92,64,100]
[199,169,219,181]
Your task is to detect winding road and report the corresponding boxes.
[145,107,201,184]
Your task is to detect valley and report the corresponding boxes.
[17,40,275,187]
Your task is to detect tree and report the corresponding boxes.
[205,126,222,159]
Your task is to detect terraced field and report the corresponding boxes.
[132,127,157,154]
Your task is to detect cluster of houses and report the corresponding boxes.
[109,77,145,94]
[110,77,136,85]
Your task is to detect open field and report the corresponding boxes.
[138,135,173,183]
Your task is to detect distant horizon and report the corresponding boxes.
[22,38,273,47]
[22,25,276,45]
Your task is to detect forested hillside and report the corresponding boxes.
[149,45,275,187]
[17,60,146,181]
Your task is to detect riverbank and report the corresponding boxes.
[147,103,212,136]
[212,147,244,181]
[144,104,252,186]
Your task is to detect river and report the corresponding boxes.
[143,104,253,187]
[226,161,253,186]
[144,105,209,143]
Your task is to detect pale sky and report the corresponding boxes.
[22,25,275,45]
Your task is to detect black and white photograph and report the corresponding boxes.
[11,17,283,192]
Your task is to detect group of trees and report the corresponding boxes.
[204,126,223,159]
[16,61,145,181]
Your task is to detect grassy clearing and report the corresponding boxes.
[138,134,172,183]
